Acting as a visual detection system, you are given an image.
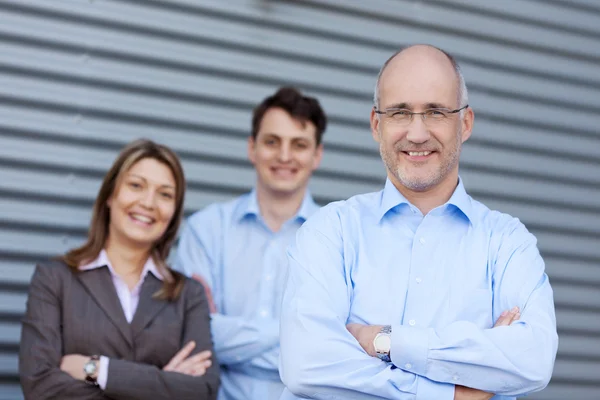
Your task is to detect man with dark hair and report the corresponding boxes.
[174,86,327,400]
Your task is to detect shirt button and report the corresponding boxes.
[405,363,412,369]
[453,375,459,381]
[415,277,422,284]
[409,320,416,326]
[265,274,273,281]
[419,237,426,244]
[260,310,268,317]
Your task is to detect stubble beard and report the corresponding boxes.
[380,127,462,192]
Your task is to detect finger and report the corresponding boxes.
[163,341,196,371]
[495,306,520,327]
[492,310,510,327]
[493,310,513,327]
[180,359,212,376]
[176,350,212,371]
[510,312,521,324]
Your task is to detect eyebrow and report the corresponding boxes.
[383,102,451,110]
[262,133,311,142]
[128,173,175,189]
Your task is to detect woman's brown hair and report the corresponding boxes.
[62,138,186,301]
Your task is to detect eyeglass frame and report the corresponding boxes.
[373,104,469,125]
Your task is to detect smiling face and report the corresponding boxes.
[371,46,474,193]
[248,107,323,197]
[107,157,177,250]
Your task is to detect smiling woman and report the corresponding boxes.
[18,139,220,400]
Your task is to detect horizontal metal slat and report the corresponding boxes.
[431,0,600,35]
[551,358,600,384]
[0,383,23,400]
[527,382,600,399]
[0,322,20,347]
[557,333,600,359]
[556,309,600,334]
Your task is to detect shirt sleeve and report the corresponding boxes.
[97,356,109,390]
[279,207,454,400]
[173,213,280,366]
[389,218,559,397]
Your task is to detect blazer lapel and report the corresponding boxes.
[77,267,133,347]
[130,274,168,338]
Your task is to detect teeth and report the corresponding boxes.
[131,214,153,223]
[408,151,431,156]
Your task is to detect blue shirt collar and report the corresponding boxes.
[378,177,473,223]
[235,188,319,223]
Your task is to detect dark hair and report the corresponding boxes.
[251,86,327,145]
[62,139,186,301]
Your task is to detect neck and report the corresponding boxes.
[104,235,150,280]
[256,184,306,232]
[391,170,459,215]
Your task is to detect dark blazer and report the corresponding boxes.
[19,260,220,400]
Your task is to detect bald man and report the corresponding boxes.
[278,45,558,400]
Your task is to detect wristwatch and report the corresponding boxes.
[83,355,100,386]
[373,325,392,362]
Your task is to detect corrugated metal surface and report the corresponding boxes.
[0,0,598,398]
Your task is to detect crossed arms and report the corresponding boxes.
[279,210,559,400]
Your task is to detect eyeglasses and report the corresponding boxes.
[374,105,468,126]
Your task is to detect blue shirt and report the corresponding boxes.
[279,178,558,400]
[174,190,320,400]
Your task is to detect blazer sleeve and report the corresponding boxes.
[19,263,107,400]
[102,278,220,400]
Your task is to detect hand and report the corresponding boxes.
[60,354,92,381]
[192,274,217,313]
[346,323,383,357]
[454,385,494,400]
[163,340,213,376]
[453,307,521,400]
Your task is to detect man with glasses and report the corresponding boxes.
[174,87,326,400]
[279,45,558,400]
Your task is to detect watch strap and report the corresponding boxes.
[84,355,100,386]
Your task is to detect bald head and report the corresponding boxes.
[373,45,468,110]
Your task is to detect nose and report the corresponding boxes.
[139,189,156,209]
[278,142,292,162]
[405,115,431,144]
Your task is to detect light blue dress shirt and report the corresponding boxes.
[279,178,558,400]
[174,190,319,400]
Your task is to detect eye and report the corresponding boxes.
[264,139,278,146]
[128,181,142,189]
[426,109,447,118]
[389,109,411,119]
[294,142,309,149]
[160,192,174,199]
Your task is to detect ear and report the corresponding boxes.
[370,107,381,143]
[460,107,475,143]
[311,143,324,171]
[247,136,257,165]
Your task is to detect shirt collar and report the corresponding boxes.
[377,177,473,223]
[235,188,319,223]
[79,249,164,281]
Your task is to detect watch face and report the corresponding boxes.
[374,334,391,352]
[84,362,96,375]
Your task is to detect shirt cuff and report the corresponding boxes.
[416,376,454,400]
[97,356,109,390]
[390,325,430,377]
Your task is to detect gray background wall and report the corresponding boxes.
[0,1,599,399]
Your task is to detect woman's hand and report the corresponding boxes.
[163,341,213,376]
[60,354,91,381]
